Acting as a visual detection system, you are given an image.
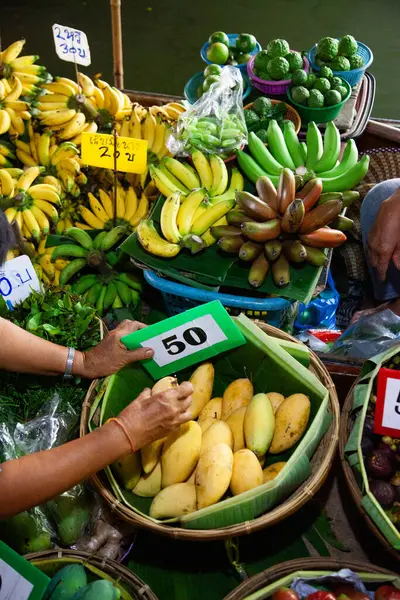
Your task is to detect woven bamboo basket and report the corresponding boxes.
[25,549,158,600]
[80,322,339,541]
[223,558,399,600]
[339,382,400,561]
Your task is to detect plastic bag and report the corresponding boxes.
[295,271,340,331]
[168,66,247,157]
[329,308,400,359]
[0,394,93,551]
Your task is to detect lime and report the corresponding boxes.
[208,31,229,46]
[291,69,308,86]
[203,75,220,92]
[207,42,229,65]
[292,86,310,105]
[304,73,318,89]
[204,64,222,77]
[197,84,204,99]
[236,33,257,54]
[313,77,331,94]
[237,52,252,65]
[308,89,324,108]
[325,89,342,106]
[337,85,348,99]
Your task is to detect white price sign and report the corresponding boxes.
[121,300,246,379]
[0,560,33,600]
[375,367,400,437]
[142,314,228,367]
[0,255,41,309]
[52,24,91,67]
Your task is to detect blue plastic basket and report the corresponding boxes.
[144,270,293,328]
[308,41,373,87]
[200,33,261,73]
[184,71,252,105]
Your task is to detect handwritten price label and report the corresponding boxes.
[81,132,148,174]
[121,300,246,379]
[0,255,41,309]
[375,367,400,438]
[52,24,91,66]
[0,541,50,600]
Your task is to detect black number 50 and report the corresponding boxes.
[162,327,207,356]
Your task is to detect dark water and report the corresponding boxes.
[2,0,400,118]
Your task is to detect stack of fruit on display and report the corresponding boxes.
[205,31,259,67]
[252,39,306,82]
[289,67,349,108]
[314,34,364,72]
[43,564,122,600]
[43,226,142,315]
[238,119,370,192]
[244,97,293,142]
[270,583,400,600]
[110,365,311,519]
[137,152,245,257]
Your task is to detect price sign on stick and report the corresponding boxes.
[0,256,41,310]
[0,541,50,600]
[121,300,246,379]
[375,367,400,438]
[52,24,91,66]
[81,132,148,174]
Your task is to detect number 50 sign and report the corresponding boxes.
[122,301,246,379]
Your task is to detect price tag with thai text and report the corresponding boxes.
[121,300,246,379]
[81,132,148,174]
[375,367,400,438]
[0,256,41,310]
[0,541,50,600]
[52,24,91,66]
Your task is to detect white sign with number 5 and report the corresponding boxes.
[382,376,400,430]
[141,314,227,367]
[0,256,41,310]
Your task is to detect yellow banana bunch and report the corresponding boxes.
[93,77,131,121]
[3,166,60,241]
[0,75,32,137]
[0,39,47,97]
[32,237,67,286]
[76,184,150,232]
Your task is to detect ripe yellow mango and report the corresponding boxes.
[268,392,285,414]
[198,397,222,422]
[186,469,196,484]
[230,449,263,496]
[161,421,202,487]
[221,378,253,420]
[196,443,233,509]
[111,452,141,490]
[189,363,214,418]
[244,393,275,457]
[199,417,218,433]
[263,461,286,483]
[152,376,178,395]
[133,461,162,497]
[269,393,310,454]
[225,406,246,452]
[150,483,197,519]
[141,438,165,474]
[201,421,233,455]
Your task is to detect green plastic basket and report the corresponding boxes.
[287,79,351,124]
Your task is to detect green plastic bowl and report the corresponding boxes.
[286,78,351,124]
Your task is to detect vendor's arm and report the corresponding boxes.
[367,188,400,281]
[0,319,153,378]
[0,382,193,518]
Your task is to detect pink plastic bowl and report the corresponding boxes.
[247,52,310,96]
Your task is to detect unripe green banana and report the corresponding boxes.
[65,226,93,250]
[51,244,88,262]
[59,258,86,285]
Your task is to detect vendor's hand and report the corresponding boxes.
[77,320,154,379]
[111,382,193,452]
[367,190,400,281]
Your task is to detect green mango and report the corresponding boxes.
[56,508,90,546]
[0,510,51,553]
[44,564,87,600]
[47,488,91,546]
[21,531,52,553]
[71,580,120,600]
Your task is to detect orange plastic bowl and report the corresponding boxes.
[244,99,301,134]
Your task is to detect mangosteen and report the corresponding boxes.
[369,480,396,508]
[366,449,396,480]
[361,435,374,457]
[377,441,397,462]
[390,471,400,500]
[363,415,376,436]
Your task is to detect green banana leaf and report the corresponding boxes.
[120,195,324,304]
[91,315,331,530]
[345,344,400,551]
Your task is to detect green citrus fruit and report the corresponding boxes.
[203,75,220,92]
[237,53,252,65]
[208,31,229,46]
[236,33,257,54]
[207,42,229,65]
[204,64,222,77]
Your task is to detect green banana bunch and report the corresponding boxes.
[72,272,141,315]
